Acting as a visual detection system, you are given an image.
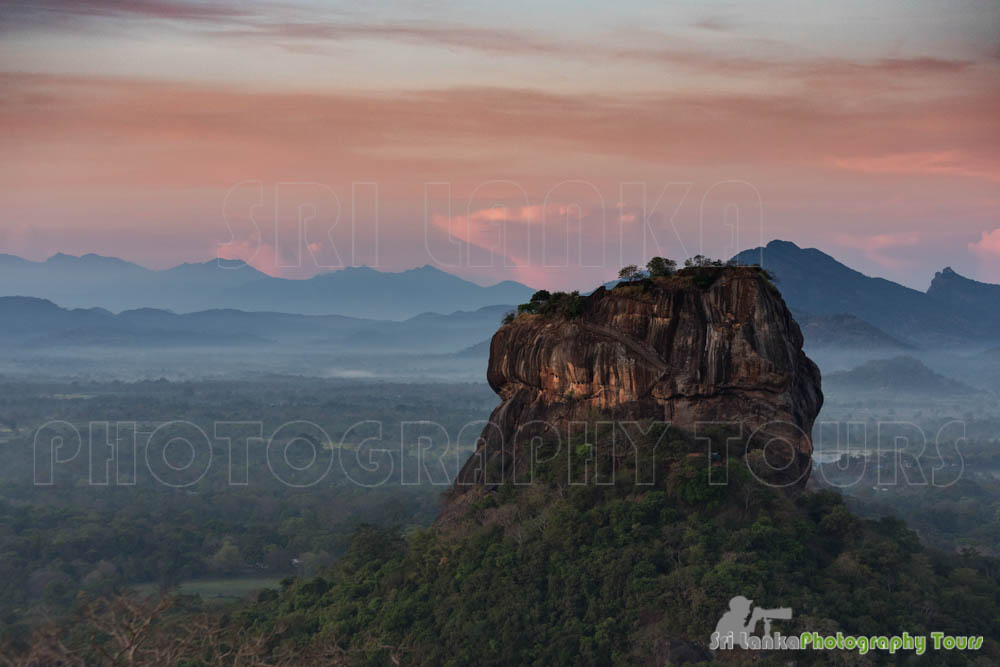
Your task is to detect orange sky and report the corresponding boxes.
[1,1,998,288]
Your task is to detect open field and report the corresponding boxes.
[133,577,282,604]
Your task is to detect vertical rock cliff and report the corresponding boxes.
[446,266,823,514]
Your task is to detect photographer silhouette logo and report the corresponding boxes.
[710,596,799,650]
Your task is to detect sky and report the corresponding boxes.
[0,0,998,289]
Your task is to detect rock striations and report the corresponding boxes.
[445,266,823,518]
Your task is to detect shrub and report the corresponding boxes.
[757,267,778,283]
[513,290,585,320]
[517,301,539,314]
[530,290,551,303]
[645,256,676,278]
[683,254,724,268]
[617,264,642,282]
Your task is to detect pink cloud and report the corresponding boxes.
[832,151,1000,183]
[432,203,600,263]
[466,205,547,224]
[216,238,283,277]
[836,232,920,270]
[969,229,1000,282]
[428,202,620,288]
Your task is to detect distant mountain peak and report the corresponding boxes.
[0,251,536,318]
[929,265,997,290]
[731,240,993,347]
[0,295,60,308]
[926,264,1000,339]
[0,253,34,266]
[825,356,975,395]
[45,252,141,269]
[799,313,914,350]
[401,264,449,276]
[170,258,254,270]
[214,258,250,269]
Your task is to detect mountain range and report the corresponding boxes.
[0,296,510,354]
[2,242,999,350]
[0,254,533,320]
[732,240,999,347]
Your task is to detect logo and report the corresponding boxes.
[710,596,797,650]
[709,595,985,656]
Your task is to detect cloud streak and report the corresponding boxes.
[1,72,997,190]
[1,1,988,89]
[0,0,253,30]
[833,151,1000,183]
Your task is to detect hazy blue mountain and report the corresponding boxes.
[927,267,1000,328]
[335,304,512,352]
[0,296,115,336]
[0,296,511,353]
[44,252,145,272]
[220,265,529,319]
[452,339,492,358]
[404,304,511,327]
[798,313,914,351]
[8,245,999,340]
[824,356,977,395]
[0,254,236,314]
[731,240,993,346]
[0,253,146,302]
[0,297,270,347]
[162,258,268,282]
[0,253,35,268]
[0,254,533,319]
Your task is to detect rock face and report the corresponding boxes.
[449,267,823,505]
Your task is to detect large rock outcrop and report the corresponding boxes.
[448,267,823,510]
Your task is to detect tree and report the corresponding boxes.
[645,257,676,278]
[684,255,709,268]
[210,539,242,573]
[617,265,642,282]
[530,290,551,303]
[683,255,726,268]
